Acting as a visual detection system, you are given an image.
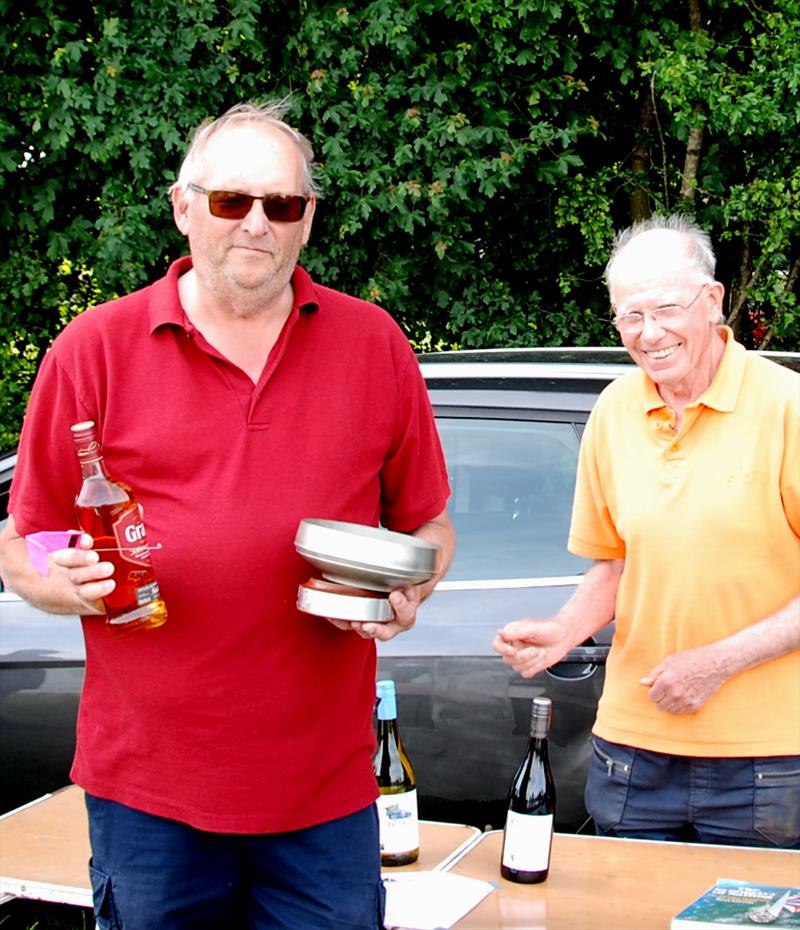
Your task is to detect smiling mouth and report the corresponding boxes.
[646,344,680,360]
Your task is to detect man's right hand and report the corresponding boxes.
[492,617,571,679]
[50,535,114,614]
[0,514,111,616]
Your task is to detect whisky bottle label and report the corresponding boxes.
[376,790,419,854]
[112,509,153,567]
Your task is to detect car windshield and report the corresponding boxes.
[437,417,591,581]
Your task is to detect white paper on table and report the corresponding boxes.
[382,871,495,930]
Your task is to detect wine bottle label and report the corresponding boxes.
[112,509,154,568]
[501,811,553,872]
[376,790,419,855]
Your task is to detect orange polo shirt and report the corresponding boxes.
[569,328,800,756]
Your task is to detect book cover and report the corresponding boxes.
[671,878,800,929]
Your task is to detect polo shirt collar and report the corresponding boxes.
[147,257,320,334]
[641,326,745,414]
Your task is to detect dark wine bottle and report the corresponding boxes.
[500,696,556,883]
[71,420,167,637]
[372,679,419,866]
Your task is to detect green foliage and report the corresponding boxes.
[1,0,798,447]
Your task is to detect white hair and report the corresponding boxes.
[605,214,717,291]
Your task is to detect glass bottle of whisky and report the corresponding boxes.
[71,420,167,637]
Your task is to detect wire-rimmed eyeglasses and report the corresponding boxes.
[612,284,709,334]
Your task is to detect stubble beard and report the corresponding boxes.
[203,251,296,320]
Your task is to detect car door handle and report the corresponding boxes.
[560,645,610,664]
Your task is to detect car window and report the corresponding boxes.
[436,417,591,581]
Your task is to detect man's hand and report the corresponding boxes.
[492,618,572,679]
[0,515,110,616]
[640,645,726,714]
[326,583,422,642]
[50,535,114,615]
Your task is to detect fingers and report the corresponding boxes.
[324,587,420,642]
[51,542,115,613]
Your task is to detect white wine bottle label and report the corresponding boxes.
[501,811,553,872]
[376,790,419,855]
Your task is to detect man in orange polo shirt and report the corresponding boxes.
[494,214,799,847]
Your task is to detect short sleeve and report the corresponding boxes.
[378,352,450,532]
[567,405,626,560]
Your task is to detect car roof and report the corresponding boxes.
[417,347,634,412]
[418,346,633,380]
[417,345,800,413]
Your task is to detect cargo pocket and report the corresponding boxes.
[584,737,636,833]
[753,757,800,848]
[89,861,121,930]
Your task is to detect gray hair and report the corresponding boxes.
[605,214,717,290]
[170,98,320,198]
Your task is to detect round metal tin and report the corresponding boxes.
[294,519,439,591]
[297,579,393,622]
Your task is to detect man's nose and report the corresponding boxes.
[240,199,270,235]
[640,312,667,336]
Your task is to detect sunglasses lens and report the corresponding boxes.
[207,191,254,220]
[204,191,308,222]
[263,196,307,223]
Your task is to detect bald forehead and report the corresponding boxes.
[203,121,297,161]
[610,229,700,290]
[200,122,306,191]
[618,229,693,268]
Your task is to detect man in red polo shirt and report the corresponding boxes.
[0,100,454,929]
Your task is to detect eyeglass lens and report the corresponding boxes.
[188,183,308,222]
[207,190,308,222]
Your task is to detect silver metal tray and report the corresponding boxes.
[294,519,439,591]
[296,581,393,622]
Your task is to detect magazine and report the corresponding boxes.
[671,878,800,929]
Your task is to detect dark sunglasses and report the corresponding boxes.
[187,182,309,222]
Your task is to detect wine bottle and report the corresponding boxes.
[372,679,419,866]
[500,696,556,883]
[71,420,168,637]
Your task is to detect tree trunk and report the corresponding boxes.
[680,109,705,201]
[680,0,706,201]
[630,91,655,221]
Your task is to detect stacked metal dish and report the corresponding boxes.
[294,519,440,622]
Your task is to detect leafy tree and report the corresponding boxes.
[1,0,797,449]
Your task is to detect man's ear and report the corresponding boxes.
[300,195,316,247]
[707,281,726,324]
[172,185,191,236]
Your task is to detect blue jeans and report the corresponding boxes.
[585,736,800,847]
[86,795,386,930]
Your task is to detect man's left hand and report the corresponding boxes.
[326,584,422,642]
[640,645,725,714]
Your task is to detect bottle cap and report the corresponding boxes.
[376,679,398,720]
[530,696,552,736]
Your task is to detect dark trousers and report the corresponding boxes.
[86,794,386,930]
[585,736,800,847]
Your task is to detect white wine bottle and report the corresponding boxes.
[373,679,419,866]
[500,696,556,883]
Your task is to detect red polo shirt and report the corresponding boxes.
[11,257,450,832]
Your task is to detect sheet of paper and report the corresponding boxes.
[382,871,495,929]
